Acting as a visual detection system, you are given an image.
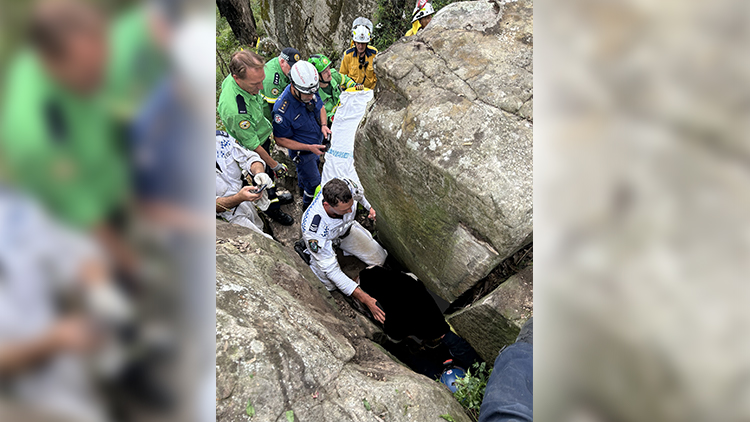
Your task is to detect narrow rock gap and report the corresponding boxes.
[445,242,533,314]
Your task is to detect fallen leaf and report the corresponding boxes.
[246,400,255,417]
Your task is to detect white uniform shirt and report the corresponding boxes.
[215,130,264,199]
[301,180,362,295]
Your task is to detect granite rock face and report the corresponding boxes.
[215,221,471,422]
[446,267,533,363]
[356,0,533,301]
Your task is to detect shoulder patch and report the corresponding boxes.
[278,100,289,114]
[235,95,247,114]
[308,239,319,253]
[239,120,251,130]
[309,215,322,233]
[271,87,279,96]
[274,114,283,124]
[273,73,280,86]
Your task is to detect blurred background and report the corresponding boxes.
[536,0,750,421]
[0,0,215,421]
[2,0,749,421]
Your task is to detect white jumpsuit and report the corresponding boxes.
[300,178,387,295]
[215,131,271,239]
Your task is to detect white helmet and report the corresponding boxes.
[412,3,435,23]
[352,17,373,33]
[352,25,371,43]
[290,61,319,94]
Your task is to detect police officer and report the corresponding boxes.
[308,54,363,127]
[217,49,293,225]
[260,47,300,122]
[340,25,378,90]
[300,178,385,322]
[272,61,331,210]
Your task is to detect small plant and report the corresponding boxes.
[452,362,492,421]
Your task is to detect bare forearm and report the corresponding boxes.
[320,108,328,127]
[0,332,58,375]
[216,194,243,213]
[351,286,375,305]
[275,137,314,152]
[254,144,278,168]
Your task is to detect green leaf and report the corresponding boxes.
[363,398,371,411]
[440,414,456,422]
[245,399,255,417]
[285,410,294,422]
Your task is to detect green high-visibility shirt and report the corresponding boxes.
[259,57,290,123]
[105,7,168,124]
[0,51,128,228]
[319,69,357,125]
[217,73,273,151]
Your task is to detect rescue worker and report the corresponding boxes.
[0,0,128,230]
[259,47,300,122]
[217,49,294,225]
[301,178,384,322]
[272,60,331,210]
[405,2,436,36]
[340,25,378,90]
[215,130,273,239]
[308,53,363,127]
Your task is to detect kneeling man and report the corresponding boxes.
[301,178,387,321]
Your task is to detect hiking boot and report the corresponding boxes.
[265,208,294,226]
[275,190,294,205]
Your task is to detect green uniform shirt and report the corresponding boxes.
[0,51,128,228]
[319,69,356,125]
[259,57,290,122]
[105,7,167,123]
[217,73,273,151]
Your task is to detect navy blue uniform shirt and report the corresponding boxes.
[272,85,324,151]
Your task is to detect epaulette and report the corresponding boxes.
[345,47,356,56]
[309,215,322,233]
[278,99,289,114]
[235,94,247,114]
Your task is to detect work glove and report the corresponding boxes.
[272,162,289,177]
[86,282,134,326]
[355,84,364,91]
[253,173,273,211]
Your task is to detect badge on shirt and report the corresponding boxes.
[274,115,283,124]
[308,239,319,253]
[271,88,279,96]
[239,120,251,129]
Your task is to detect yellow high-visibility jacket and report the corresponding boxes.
[339,45,378,90]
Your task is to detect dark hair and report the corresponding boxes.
[28,0,105,59]
[322,179,352,206]
[229,50,265,79]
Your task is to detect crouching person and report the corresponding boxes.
[216,130,273,239]
[301,178,387,321]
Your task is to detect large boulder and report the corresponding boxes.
[356,0,533,302]
[215,221,471,422]
[258,0,378,58]
[446,267,533,363]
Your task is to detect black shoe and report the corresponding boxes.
[276,190,294,205]
[265,208,294,226]
[294,239,312,265]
